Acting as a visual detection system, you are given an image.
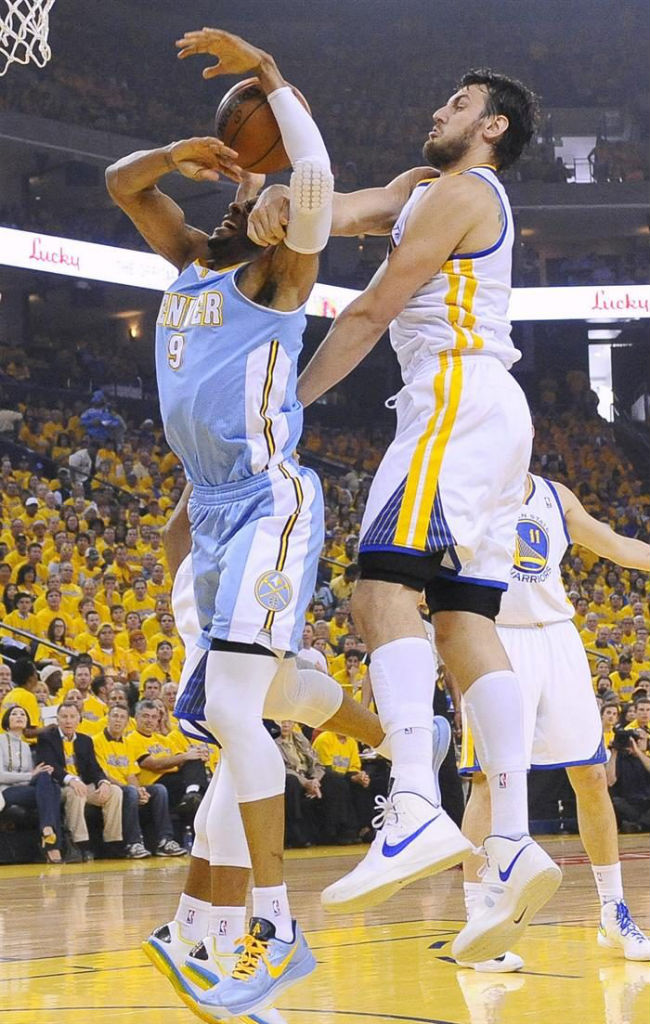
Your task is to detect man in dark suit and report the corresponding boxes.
[36,702,123,860]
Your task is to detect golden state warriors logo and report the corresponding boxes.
[255,570,293,612]
[514,518,549,575]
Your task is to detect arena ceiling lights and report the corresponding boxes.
[1,225,649,322]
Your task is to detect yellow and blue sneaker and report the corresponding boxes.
[142,921,200,1002]
[198,917,316,1018]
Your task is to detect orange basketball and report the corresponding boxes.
[214,77,311,174]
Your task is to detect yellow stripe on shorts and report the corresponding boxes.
[459,720,477,771]
[394,351,463,550]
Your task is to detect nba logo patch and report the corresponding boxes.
[255,570,293,612]
[219,919,227,935]
[272,899,281,916]
[514,519,549,575]
[498,773,508,789]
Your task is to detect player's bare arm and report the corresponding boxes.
[555,481,650,570]
[161,482,192,580]
[297,172,494,407]
[247,165,435,247]
[176,27,333,312]
[105,137,242,270]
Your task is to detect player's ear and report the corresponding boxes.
[484,113,509,142]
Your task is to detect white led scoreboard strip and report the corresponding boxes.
[1,226,649,321]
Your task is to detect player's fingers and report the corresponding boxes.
[194,169,221,182]
[202,64,225,79]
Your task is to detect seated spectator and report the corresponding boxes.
[332,650,368,703]
[330,563,360,604]
[625,694,650,737]
[126,700,208,819]
[298,622,328,673]
[1,659,42,735]
[312,729,378,840]
[605,726,650,833]
[92,705,185,858]
[0,663,14,702]
[275,720,324,847]
[601,703,620,750]
[0,705,62,862]
[610,655,638,701]
[276,720,360,846]
[35,702,124,861]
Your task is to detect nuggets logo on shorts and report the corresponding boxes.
[514,518,549,575]
[254,570,293,612]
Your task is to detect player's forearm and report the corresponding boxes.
[297,297,388,407]
[162,483,192,581]
[608,536,650,571]
[106,146,176,198]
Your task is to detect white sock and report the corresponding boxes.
[463,671,529,838]
[370,637,436,800]
[463,881,483,920]
[252,883,293,943]
[174,893,211,943]
[592,863,624,907]
[209,905,248,954]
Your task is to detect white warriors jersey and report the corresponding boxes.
[497,474,575,627]
[389,166,520,382]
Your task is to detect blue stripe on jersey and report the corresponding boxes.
[155,263,307,487]
[543,478,571,546]
[450,168,508,259]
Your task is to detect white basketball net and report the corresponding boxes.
[0,0,56,76]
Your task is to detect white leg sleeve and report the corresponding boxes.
[203,649,285,803]
[191,768,216,862]
[206,759,252,870]
[264,662,343,728]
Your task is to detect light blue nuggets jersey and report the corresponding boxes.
[155,261,307,486]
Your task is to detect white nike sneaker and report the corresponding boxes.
[456,951,525,973]
[451,834,562,964]
[598,899,650,961]
[321,790,472,913]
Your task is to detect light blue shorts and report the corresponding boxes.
[188,460,324,656]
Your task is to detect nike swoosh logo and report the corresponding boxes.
[267,943,297,980]
[513,907,527,924]
[498,843,533,882]
[382,815,440,858]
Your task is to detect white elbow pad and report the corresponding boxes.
[285,158,334,254]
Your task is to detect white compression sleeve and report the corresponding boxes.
[267,86,333,254]
[264,662,343,728]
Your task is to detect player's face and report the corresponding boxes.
[207,199,263,268]
[423,85,489,169]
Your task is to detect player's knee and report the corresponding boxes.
[568,762,606,795]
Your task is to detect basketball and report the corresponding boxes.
[214,77,311,174]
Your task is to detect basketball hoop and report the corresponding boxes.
[0,0,56,77]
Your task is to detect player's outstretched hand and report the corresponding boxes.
[247,184,290,246]
[169,136,242,183]
[175,27,270,78]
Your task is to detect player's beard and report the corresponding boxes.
[206,231,262,269]
[422,121,480,170]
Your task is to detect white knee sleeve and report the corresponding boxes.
[191,768,216,862]
[204,649,285,803]
[264,662,343,728]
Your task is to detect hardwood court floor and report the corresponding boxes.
[0,835,648,1024]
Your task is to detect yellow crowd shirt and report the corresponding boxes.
[312,731,361,774]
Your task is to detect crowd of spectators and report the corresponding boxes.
[0,358,648,861]
[0,1,647,189]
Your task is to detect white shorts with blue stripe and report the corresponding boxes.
[459,619,606,774]
[188,460,324,655]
